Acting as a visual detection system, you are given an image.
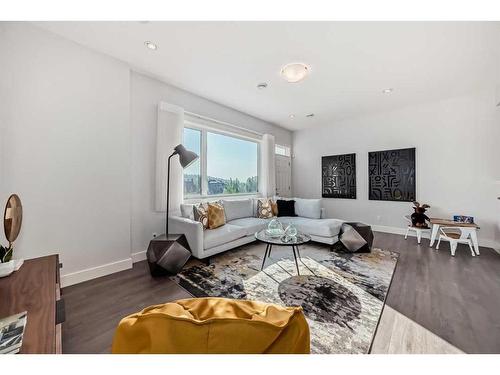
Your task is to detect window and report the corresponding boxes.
[275,144,291,157]
[183,128,201,197]
[183,127,259,197]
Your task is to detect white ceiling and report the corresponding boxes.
[34,22,500,131]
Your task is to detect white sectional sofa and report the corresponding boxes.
[169,198,343,260]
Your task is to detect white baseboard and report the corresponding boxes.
[61,257,133,287]
[372,224,500,253]
[61,225,499,288]
[131,250,147,263]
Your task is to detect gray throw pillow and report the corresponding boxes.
[221,199,254,221]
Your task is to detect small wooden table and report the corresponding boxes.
[429,218,480,255]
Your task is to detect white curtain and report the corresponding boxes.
[259,133,276,198]
[155,102,184,212]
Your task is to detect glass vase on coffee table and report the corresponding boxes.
[254,229,311,275]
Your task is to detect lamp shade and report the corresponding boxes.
[174,144,199,168]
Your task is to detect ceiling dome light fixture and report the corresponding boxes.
[382,88,393,94]
[280,63,310,83]
[257,83,268,90]
[289,114,295,119]
[145,41,158,50]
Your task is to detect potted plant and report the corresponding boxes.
[1,244,13,263]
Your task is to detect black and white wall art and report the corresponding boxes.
[322,153,356,199]
[368,147,416,202]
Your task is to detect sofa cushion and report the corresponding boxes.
[227,217,270,236]
[257,199,274,219]
[277,199,297,217]
[292,218,343,238]
[294,198,322,219]
[180,204,195,219]
[203,224,247,249]
[193,203,209,230]
[208,202,226,229]
[221,199,254,222]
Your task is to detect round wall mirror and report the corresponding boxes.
[4,194,23,245]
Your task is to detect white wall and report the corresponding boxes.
[0,23,292,283]
[130,71,292,257]
[293,89,500,249]
[0,23,132,284]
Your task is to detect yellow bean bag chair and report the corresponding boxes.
[112,297,310,354]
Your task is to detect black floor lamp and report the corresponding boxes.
[165,144,199,236]
[147,143,199,277]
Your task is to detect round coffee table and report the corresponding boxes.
[255,229,311,275]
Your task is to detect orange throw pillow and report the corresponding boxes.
[208,202,226,229]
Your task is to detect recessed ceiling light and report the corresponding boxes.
[306,113,315,118]
[280,63,310,83]
[144,41,158,50]
[382,88,393,94]
[257,83,268,90]
[289,114,295,119]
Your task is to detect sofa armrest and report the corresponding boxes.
[168,216,204,259]
[320,208,326,219]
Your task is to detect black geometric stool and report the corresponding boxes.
[333,222,374,253]
[146,234,191,276]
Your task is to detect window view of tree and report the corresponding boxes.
[183,128,201,197]
[207,132,258,195]
[183,127,258,197]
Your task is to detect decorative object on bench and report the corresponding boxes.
[429,218,480,255]
[334,222,373,253]
[368,147,416,202]
[403,201,431,244]
[1,194,24,276]
[403,215,430,244]
[255,229,311,275]
[436,227,476,257]
[276,199,297,217]
[322,153,356,199]
[147,143,198,277]
[411,201,430,228]
[111,297,310,354]
[453,215,474,224]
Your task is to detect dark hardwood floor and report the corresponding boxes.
[61,232,500,353]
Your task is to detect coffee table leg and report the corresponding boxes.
[295,245,301,259]
[292,245,300,275]
[268,244,272,258]
[261,243,270,270]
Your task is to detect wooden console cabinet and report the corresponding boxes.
[0,255,64,353]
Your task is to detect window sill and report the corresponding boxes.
[183,193,261,203]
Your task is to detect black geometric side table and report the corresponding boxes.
[332,222,374,253]
[146,234,191,276]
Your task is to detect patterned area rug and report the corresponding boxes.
[174,242,398,354]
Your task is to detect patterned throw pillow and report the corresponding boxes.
[208,202,226,229]
[193,203,209,230]
[257,199,274,219]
